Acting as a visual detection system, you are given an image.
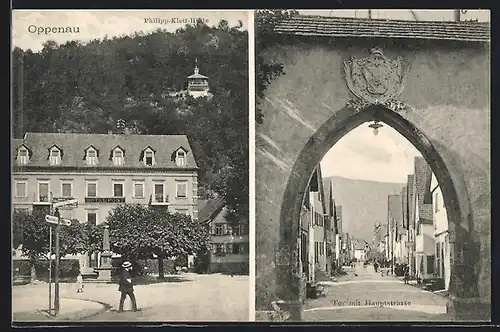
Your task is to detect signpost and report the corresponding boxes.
[45,199,76,316]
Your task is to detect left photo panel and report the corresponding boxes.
[12,10,250,323]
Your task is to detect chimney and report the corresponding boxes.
[455,10,461,22]
[108,130,113,135]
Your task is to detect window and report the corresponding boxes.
[133,182,144,199]
[61,182,72,197]
[214,224,224,235]
[144,150,154,166]
[232,224,246,236]
[17,148,29,165]
[154,183,165,202]
[86,148,98,166]
[87,211,97,226]
[49,148,61,165]
[214,243,224,255]
[176,181,187,198]
[113,182,124,197]
[38,181,50,202]
[176,151,186,167]
[113,149,124,166]
[232,243,245,254]
[86,181,97,197]
[15,181,27,198]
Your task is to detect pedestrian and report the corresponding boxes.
[118,261,138,312]
[373,261,379,273]
[76,272,84,293]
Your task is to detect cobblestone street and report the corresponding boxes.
[303,263,453,322]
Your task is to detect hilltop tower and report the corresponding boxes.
[187,58,209,98]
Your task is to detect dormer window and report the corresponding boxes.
[145,151,154,166]
[173,147,188,167]
[16,146,30,165]
[141,147,156,166]
[112,147,125,166]
[176,151,186,167]
[48,146,62,166]
[85,146,99,166]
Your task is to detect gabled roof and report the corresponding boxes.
[272,15,490,42]
[188,73,208,79]
[198,196,225,223]
[12,133,198,168]
[83,145,99,158]
[13,141,32,156]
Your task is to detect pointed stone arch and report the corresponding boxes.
[274,100,482,320]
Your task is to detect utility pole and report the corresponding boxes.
[54,208,61,315]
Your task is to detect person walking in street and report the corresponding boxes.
[118,261,138,312]
[76,272,84,293]
[373,261,379,273]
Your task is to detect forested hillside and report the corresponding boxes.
[12,19,248,222]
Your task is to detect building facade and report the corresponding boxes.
[431,172,451,290]
[410,157,435,281]
[12,132,198,272]
[199,197,249,275]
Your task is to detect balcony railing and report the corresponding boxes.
[32,194,51,205]
[85,197,126,203]
[151,194,169,205]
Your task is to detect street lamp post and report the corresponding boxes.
[54,208,61,315]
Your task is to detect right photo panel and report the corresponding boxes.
[254,9,491,323]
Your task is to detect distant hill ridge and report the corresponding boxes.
[323,175,405,244]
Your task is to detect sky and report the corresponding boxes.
[298,9,490,22]
[12,10,249,52]
[320,122,423,184]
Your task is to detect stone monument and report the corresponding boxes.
[96,224,113,282]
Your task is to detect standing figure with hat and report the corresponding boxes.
[118,260,138,312]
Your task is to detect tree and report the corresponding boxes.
[366,249,385,263]
[12,210,86,282]
[106,203,211,279]
[255,9,299,124]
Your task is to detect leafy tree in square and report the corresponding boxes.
[106,203,211,279]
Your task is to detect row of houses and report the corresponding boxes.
[11,131,248,275]
[297,164,367,288]
[376,156,450,290]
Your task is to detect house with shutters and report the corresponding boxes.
[12,131,199,272]
[198,196,249,274]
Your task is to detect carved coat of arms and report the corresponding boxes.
[344,47,411,105]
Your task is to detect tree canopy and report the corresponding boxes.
[12,19,248,222]
[12,209,94,262]
[106,203,211,277]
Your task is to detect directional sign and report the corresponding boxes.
[45,215,71,226]
[52,199,78,208]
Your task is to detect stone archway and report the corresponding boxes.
[255,33,490,322]
[274,99,485,320]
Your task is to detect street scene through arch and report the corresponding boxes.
[296,119,455,322]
